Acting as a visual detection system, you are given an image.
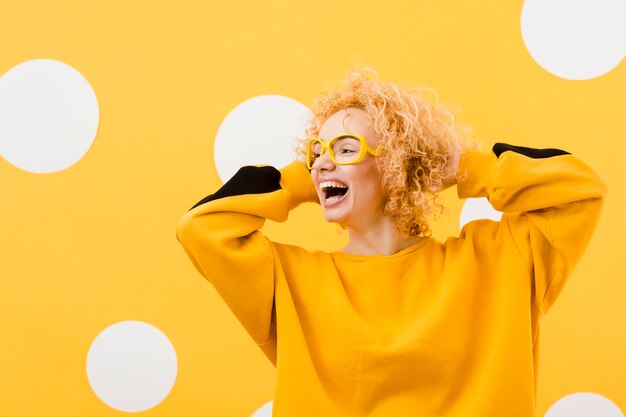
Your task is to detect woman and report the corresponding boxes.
[177,69,606,416]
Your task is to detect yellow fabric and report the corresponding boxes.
[176,149,605,417]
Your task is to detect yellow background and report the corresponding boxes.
[1,1,624,416]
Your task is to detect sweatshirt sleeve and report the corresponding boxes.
[176,161,318,363]
[457,143,607,315]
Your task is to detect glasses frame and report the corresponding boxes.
[305,133,380,170]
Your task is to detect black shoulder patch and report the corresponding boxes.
[189,166,282,210]
[493,143,570,159]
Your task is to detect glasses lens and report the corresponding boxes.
[307,139,323,167]
[330,136,362,164]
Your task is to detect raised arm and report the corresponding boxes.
[176,161,317,363]
[457,143,607,314]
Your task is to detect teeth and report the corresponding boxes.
[319,181,348,190]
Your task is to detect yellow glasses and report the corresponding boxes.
[305,133,380,170]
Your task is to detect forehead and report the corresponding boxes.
[318,108,375,140]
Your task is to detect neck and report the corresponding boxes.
[342,217,422,256]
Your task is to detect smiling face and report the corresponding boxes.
[311,108,386,230]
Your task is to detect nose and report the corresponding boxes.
[312,150,335,172]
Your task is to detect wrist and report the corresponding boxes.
[279,161,318,208]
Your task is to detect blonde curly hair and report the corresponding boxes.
[302,67,475,238]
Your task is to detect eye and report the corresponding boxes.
[310,141,323,158]
[332,137,361,155]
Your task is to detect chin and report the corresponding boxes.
[323,212,343,224]
[322,208,350,225]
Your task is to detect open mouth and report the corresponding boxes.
[320,181,349,203]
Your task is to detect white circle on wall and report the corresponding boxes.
[0,59,99,173]
[213,95,311,182]
[521,0,626,80]
[86,321,178,413]
[251,401,273,417]
[460,197,502,230]
[545,392,624,417]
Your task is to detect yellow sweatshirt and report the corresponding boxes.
[176,144,606,417]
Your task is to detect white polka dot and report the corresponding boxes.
[251,401,273,417]
[213,95,311,182]
[86,321,177,412]
[0,59,99,173]
[459,197,502,230]
[521,0,626,80]
[545,392,624,417]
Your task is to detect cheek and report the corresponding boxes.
[311,171,322,188]
[352,167,384,201]
[367,169,386,206]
